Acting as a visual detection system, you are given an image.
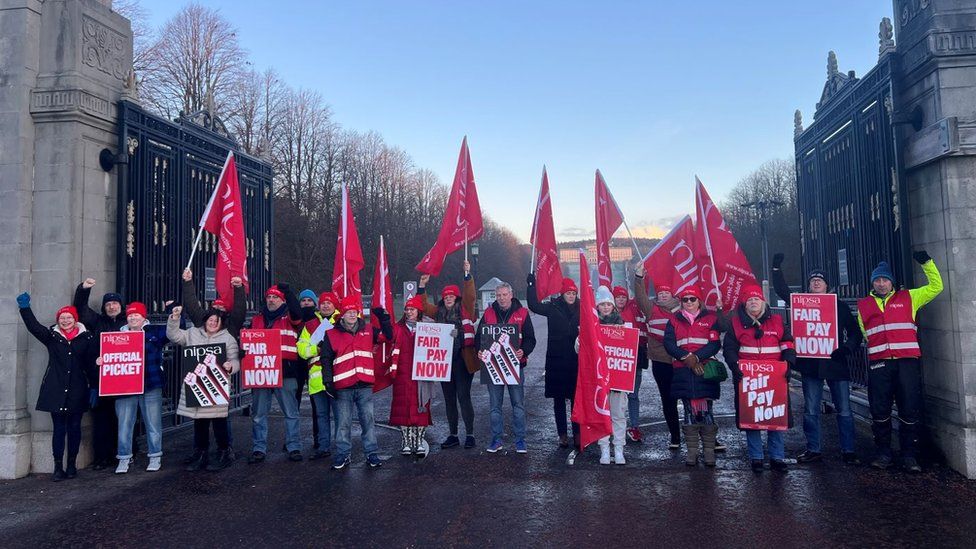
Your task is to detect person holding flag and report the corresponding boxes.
[418,260,478,449]
[663,286,723,467]
[181,270,247,339]
[385,295,436,458]
[612,286,650,443]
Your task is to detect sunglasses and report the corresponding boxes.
[681,297,699,303]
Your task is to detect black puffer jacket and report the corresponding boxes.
[20,308,97,414]
[527,283,580,399]
[73,284,125,337]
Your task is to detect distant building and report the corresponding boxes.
[559,243,635,294]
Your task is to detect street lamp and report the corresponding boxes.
[470,242,479,274]
[742,199,784,284]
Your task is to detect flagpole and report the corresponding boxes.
[185,151,234,271]
[621,219,643,261]
[464,225,469,263]
[342,182,349,297]
[529,172,544,274]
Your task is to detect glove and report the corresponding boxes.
[830,346,851,362]
[912,250,931,265]
[526,272,535,285]
[276,281,290,292]
[772,253,784,269]
[16,292,30,309]
[371,307,388,320]
[88,389,99,409]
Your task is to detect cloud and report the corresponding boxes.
[558,226,594,239]
[627,215,687,239]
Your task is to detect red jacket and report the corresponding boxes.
[387,321,432,427]
[857,290,921,361]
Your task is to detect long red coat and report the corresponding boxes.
[388,321,432,427]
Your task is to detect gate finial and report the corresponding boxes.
[794,110,804,137]
[879,17,895,57]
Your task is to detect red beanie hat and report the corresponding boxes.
[655,283,673,294]
[125,302,147,319]
[678,286,702,300]
[265,286,285,300]
[741,285,765,303]
[612,286,629,299]
[56,305,79,322]
[441,285,461,299]
[561,278,578,294]
[339,296,361,315]
[318,292,338,307]
[405,295,425,311]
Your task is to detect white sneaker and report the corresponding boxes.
[599,445,611,465]
[115,458,130,474]
[417,438,430,458]
[401,444,412,456]
[614,446,626,465]
[146,456,161,472]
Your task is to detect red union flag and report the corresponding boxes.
[199,151,249,308]
[332,182,365,301]
[642,215,702,296]
[694,177,757,308]
[530,167,563,299]
[99,331,145,396]
[371,235,395,393]
[416,137,484,276]
[571,251,612,449]
[594,170,624,288]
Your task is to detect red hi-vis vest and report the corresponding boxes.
[481,305,530,364]
[326,326,375,389]
[647,304,675,342]
[857,290,920,361]
[251,313,299,361]
[619,301,648,344]
[670,311,720,368]
[731,313,794,360]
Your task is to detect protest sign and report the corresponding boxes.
[478,323,521,385]
[790,293,839,359]
[412,322,455,382]
[737,359,789,431]
[601,325,640,393]
[99,331,145,396]
[240,329,283,389]
[181,344,230,407]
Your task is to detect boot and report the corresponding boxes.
[599,444,611,465]
[614,445,626,465]
[683,424,701,466]
[400,428,412,455]
[65,455,78,479]
[51,462,66,482]
[702,424,718,467]
[206,449,234,471]
[416,429,429,458]
[185,450,208,472]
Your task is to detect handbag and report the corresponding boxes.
[702,359,728,382]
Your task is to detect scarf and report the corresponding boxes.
[62,326,80,341]
[260,303,288,328]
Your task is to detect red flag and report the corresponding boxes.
[694,177,757,308]
[416,137,484,276]
[571,251,612,449]
[371,235,395,392]
[530,167,563,299]
[332,183,365,301]
[594,170,624,288]
[199,152,248,308]
[642,215,702,296]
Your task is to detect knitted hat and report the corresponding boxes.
[595,286,614,306]
[561,278,578,294]
[405,295,425,311]
[807,269,828,285]
[871,261,894,283]
[265,286,285,300]
[125,302,148,319]
[340,296,361,315]
[678,286,702,300]
[102,292,123,308]
[612,286,629,299]
[441,285,461,298]
[654,283,673,294]
[298,289,317,303]
[318,292,338,307]
[741,285,765,303]
[212,298,228,310]
[56,305,79,322]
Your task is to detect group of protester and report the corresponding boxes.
[16,247,941,480]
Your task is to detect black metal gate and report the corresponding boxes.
[116,99,274,429]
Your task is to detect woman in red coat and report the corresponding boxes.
[388,296,435,457]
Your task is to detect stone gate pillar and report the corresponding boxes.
[893,0,976,477]
[0,0,131,478]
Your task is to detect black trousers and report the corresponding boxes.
[552,397,581,442]
[91,399,118,462]
[51,411,83,464]
[868,358,922,458]
[292,368,320,447]
[651,361,680,441]
[194,418,230,452]
[440,352,474,435]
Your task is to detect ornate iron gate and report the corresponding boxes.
[116,99,274,429]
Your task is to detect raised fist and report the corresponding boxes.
[913,250,932,265]
[772,253,784,269]
[182,269,192,282]
[634,263,646,277]
[82,278,96,289]
[170,306,183,318]
[231,276,243,288]
[419,274,430,287]
[463,260,471,273]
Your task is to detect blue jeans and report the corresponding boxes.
[802,375,855,453]
[115,388,163,459]
[251,377,301,453]
[335,387,378,459]
[487,383,526,444]
[310,391,336,450]
[746,429,785,460]
[627,367,643,428]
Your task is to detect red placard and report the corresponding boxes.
[240,329,283,388]
[737,359,789,431]
[790,293,838,359]
[601,325,640,393]
[99,331,145,396]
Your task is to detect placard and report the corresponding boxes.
[737,359,789,431]
[99,331,145,396]
[410,322,455,382]
[181,344,230,407]
[240,329,283,388]
[601,325,640,393]
[790,293,838,359]
[478,323,522,385]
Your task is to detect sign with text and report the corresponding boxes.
[412,322,455,382]
[601,325,640,393]
[181,344,230,407]
[737,359,789,431]
[99,331,145,396]
[790,293,838,359]
[240,329,283,389]
[479,323,521,385]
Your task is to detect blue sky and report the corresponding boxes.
[138,1,893,243]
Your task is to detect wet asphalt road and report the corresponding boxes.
[3,316,976,548]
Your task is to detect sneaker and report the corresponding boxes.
[614,446,626,465]
[486,440,504,453]
[668,438,681,450]
[464,435,476,449]
[626,428,643,443]
[714,441,727,453]
[288,450,304,462]
[441,435,460,449]
[566,449,578,466]
[771,460,789,472]
[796,450,823,464]
[842,452,861,466]
[146,457,161,472]
[310,449,332,461]
[247,451,266,465]
[599,446,611,465]
[331,456,351,470]
[367,453,383,468]
[515,441,527,454]
[902,457,922,474]
[115,458,131,474]
[751,459,765,472]
[417,439,430,458]
[870,453,893,470]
